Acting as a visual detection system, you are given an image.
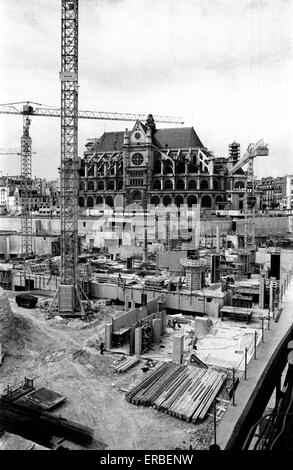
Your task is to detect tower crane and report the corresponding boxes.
[229,139,269,250]
[0,145,37,255]
[0,0,184,314]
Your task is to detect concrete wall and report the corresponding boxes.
[0,234,55,257]
[199,219,232,235]
[236,216,289,236]
[91,282,223,317]
[157,250,187,271]
[12,272,59,292]
[1,215,291,247]
[112,295,164,331]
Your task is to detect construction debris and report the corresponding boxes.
[126,362,226,423]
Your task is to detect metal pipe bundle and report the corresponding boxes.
[125,362,226,423]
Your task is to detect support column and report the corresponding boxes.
[173,334,184,364]
[152,318,161,344]
[105,323,113,349]
[259,275,265,309]
[0,342,3,364]
[216,226,220,252]
[269,278,274,312]
[135,327,142,355]
[124,294,129,311]
[160,310,166,335]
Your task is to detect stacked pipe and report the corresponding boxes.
[114,357,140,374]
[125,362,226,423]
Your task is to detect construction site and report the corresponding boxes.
[1,0,293,453]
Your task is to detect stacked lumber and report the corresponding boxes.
[125,362,226,423]
[114,357,140,374]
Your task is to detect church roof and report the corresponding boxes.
[93,131,124,152]
[92,125,204,153]
[153,127,204,149]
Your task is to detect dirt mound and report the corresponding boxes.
[0,288,17,343]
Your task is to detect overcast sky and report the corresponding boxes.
[0,0,292,180]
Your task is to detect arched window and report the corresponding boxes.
[213,179,219,190]
[215,195,224,209]
[151,196,160,206]
[88,165,94,176]
[164,179,173,190]
[153,180,161,190]
[97,181,105,191]
[201,195,212,208]
[88,180,95,191]
[105,195,114,207]
[188,180,197,190]
[107,180,115,191]
[175,195,184,207]
[96,196,103,205]
[200,180,209,190]
[176,179,185,190]
[235,180,245,189]
[188,163,197,173]
[163,195,172,206]
[163,163,173,175]
[131,190,141,202]
[187,195,197,207]
[87,196,94,208]
[153,157,161,174]
[78,196,85,207]
[176,161,185,173]
[117,180,123,190]
[79,181,85,191]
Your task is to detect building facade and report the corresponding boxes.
[78,117,247,213]
[256,176,293,211]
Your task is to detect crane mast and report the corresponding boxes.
[56,0,82,314]
[244,158,255,251]
[20,115,33,257]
